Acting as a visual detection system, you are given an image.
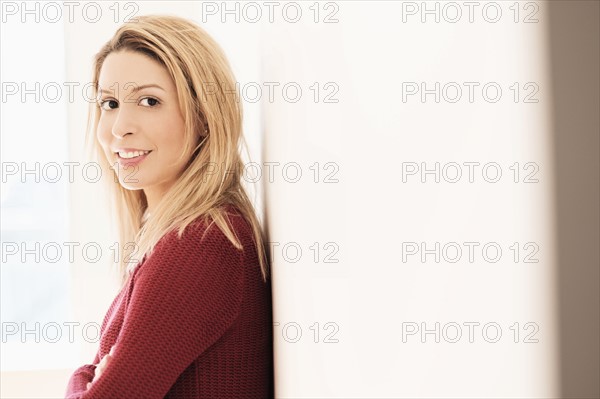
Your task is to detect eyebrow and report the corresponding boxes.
[99,84,165,95]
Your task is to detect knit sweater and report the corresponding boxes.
[65,207,274,398]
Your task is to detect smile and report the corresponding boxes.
[116,151,152,167]
[118,150,151,159]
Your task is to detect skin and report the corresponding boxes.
[96,50,192,215]
[87,346,114,389]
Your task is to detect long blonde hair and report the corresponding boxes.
[85,15,269,288]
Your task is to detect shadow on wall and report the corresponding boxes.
[547,2,600,398]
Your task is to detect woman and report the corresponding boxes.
[65,15,273,398]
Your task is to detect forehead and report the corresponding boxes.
[98,50,172,92]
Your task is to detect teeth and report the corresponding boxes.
[119,150,149,159]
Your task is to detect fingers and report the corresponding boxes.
[88,346,116,390]
[94,347,114,380]
[96,355,111,378]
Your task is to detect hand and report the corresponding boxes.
[87,346,115,390]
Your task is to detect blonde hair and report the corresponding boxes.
[85,15,269,288]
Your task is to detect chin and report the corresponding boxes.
[118,181,146,191]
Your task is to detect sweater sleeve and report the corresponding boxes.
[65,220,245,399]
[64,364,96,394]
[64,336,105,394]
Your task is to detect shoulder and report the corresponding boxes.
[153,205,252,260]
[135,206,249,286]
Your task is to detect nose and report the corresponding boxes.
[111,106,138,139]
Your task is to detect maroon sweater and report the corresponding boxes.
[65,208,274,398]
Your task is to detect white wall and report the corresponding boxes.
[263,1,559,397]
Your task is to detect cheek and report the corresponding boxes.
[96,118,113,155]
[155,113,187,151]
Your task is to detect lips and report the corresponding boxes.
[117,150,152,159]
[116,150,152,167]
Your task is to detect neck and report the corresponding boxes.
[142,208,151,224]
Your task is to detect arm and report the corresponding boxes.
[64,342,103,395]
[65,282,126,396]
[65,364,96,395]
[65,221,245,399]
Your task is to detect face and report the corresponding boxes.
[96,50,190,203]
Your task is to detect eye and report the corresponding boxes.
[139,97,160,107]
[99,99,119,111]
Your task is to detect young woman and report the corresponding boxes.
[65,15,273,398]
